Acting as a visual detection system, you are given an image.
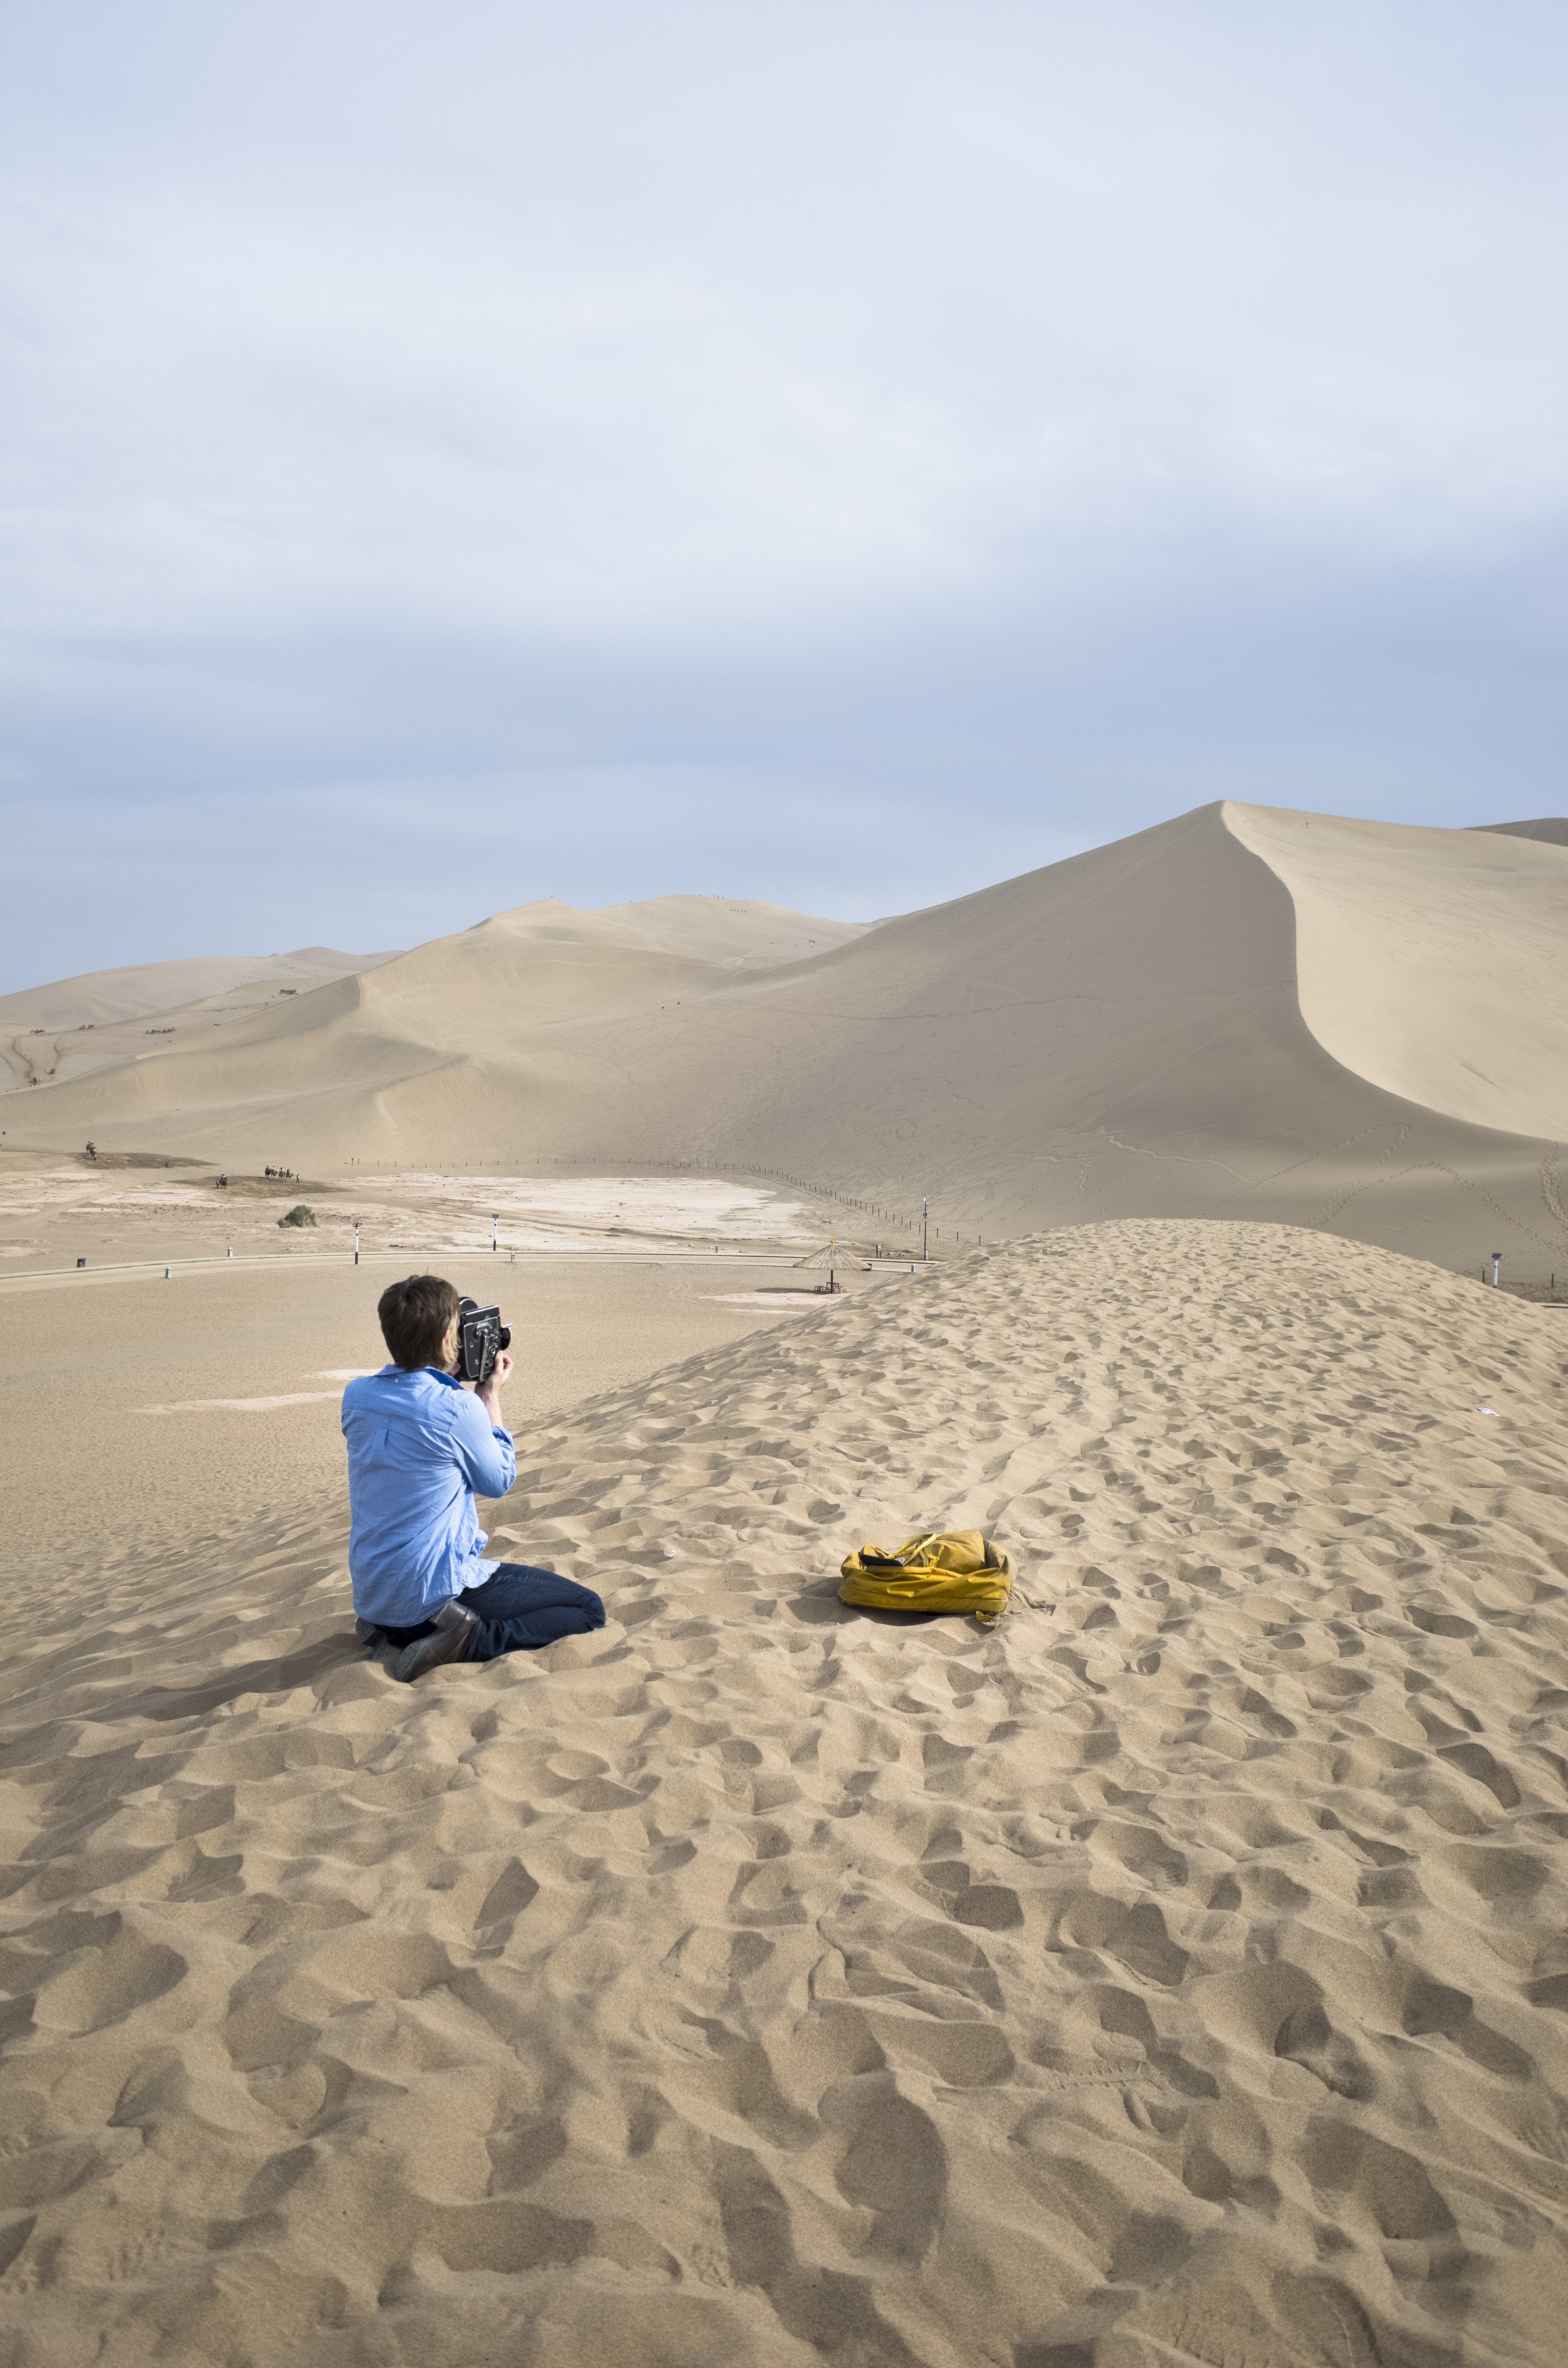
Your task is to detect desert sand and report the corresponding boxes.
[2,807,1567,2365]
[0,897,858,1102]
[1,1222,1566,2366]
[6,806,1564,1279]
[1225,807,1568,1140]
[0,948,401,1074]
[0,1250,853,1586]
[0,1157,845,1276]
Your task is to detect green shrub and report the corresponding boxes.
[278,1204,317,1229]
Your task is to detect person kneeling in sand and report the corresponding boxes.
[343,1273,605,1683]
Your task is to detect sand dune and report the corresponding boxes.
[0,898,859,1113]
[2,1224,1565,2363]
[1226,804,1568,1139]
[535,893,869,970]
[1475,819,1568,849]
[0,946,400,1034]
[0,951,405,1103]
[10,801,1564,1277]
[7,811,1565,2366]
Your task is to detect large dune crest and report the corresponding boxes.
[1225,802,1568,1140]
[5,806,1565,1274]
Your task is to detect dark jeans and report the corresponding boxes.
[382,1563,605,1663]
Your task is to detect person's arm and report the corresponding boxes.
[477,1348,512,1431]
[452,1352,515,1495]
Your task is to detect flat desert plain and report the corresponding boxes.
[2,1220,1567,2367]
[0,1243,840,1585]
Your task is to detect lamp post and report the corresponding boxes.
[1491,1250,1501,1287]
[492,1212,499,1255]
[353,1221,360,1267]
[922,1197,929,1262]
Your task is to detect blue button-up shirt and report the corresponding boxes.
[342,1365,517,1627]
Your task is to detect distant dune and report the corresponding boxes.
[6,809,1566,1274]
[0,945,400,1032]
[1473,817,1568,848]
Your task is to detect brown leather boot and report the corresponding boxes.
[392,1599,478,1683]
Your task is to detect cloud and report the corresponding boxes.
[2,1,1565,983]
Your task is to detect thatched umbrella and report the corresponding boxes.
[792,1237,871,1294]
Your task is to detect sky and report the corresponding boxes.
[3,1,1565,987]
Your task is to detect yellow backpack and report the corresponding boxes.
[839,1529,1014,1625]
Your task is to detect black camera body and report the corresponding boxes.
[457,1296,511,1384]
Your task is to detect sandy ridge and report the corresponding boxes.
[0,950,401,1036]
[1,1222,1567,2363]
[7,804,1566,1277]
[1225,803,1568,1140]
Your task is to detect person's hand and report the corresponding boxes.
[478,1349,513,1414]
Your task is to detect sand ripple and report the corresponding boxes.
[2,1221,1567,2365]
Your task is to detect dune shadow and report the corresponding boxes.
[91,1632,368,1724]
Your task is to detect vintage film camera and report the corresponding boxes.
[457,1296,512,1384]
